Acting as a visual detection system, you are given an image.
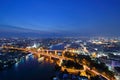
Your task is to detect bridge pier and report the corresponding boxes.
[55,50,57,55]
[50,56,52,61]
[46,50,48,54]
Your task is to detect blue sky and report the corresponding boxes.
[0,0,120,35]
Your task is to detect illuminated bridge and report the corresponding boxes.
[1,46,73,65]
[0,46,114,80]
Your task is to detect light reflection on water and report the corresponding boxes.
[14,62,18,68]
[0,54,56,80]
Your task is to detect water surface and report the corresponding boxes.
[0,55,55,80]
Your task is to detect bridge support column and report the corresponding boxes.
[55,50,57,55]
[46,50,48,54]
[50,56,51,60]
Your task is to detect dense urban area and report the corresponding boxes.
[0,37,120,80]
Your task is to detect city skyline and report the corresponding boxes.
[0,1,120,80]
[0,0,120,36]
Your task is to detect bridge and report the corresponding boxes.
[0,46,114,80]
[1,46,73,66]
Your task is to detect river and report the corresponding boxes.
[0,55,56,80]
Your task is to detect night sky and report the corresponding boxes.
[0,0,120,36]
